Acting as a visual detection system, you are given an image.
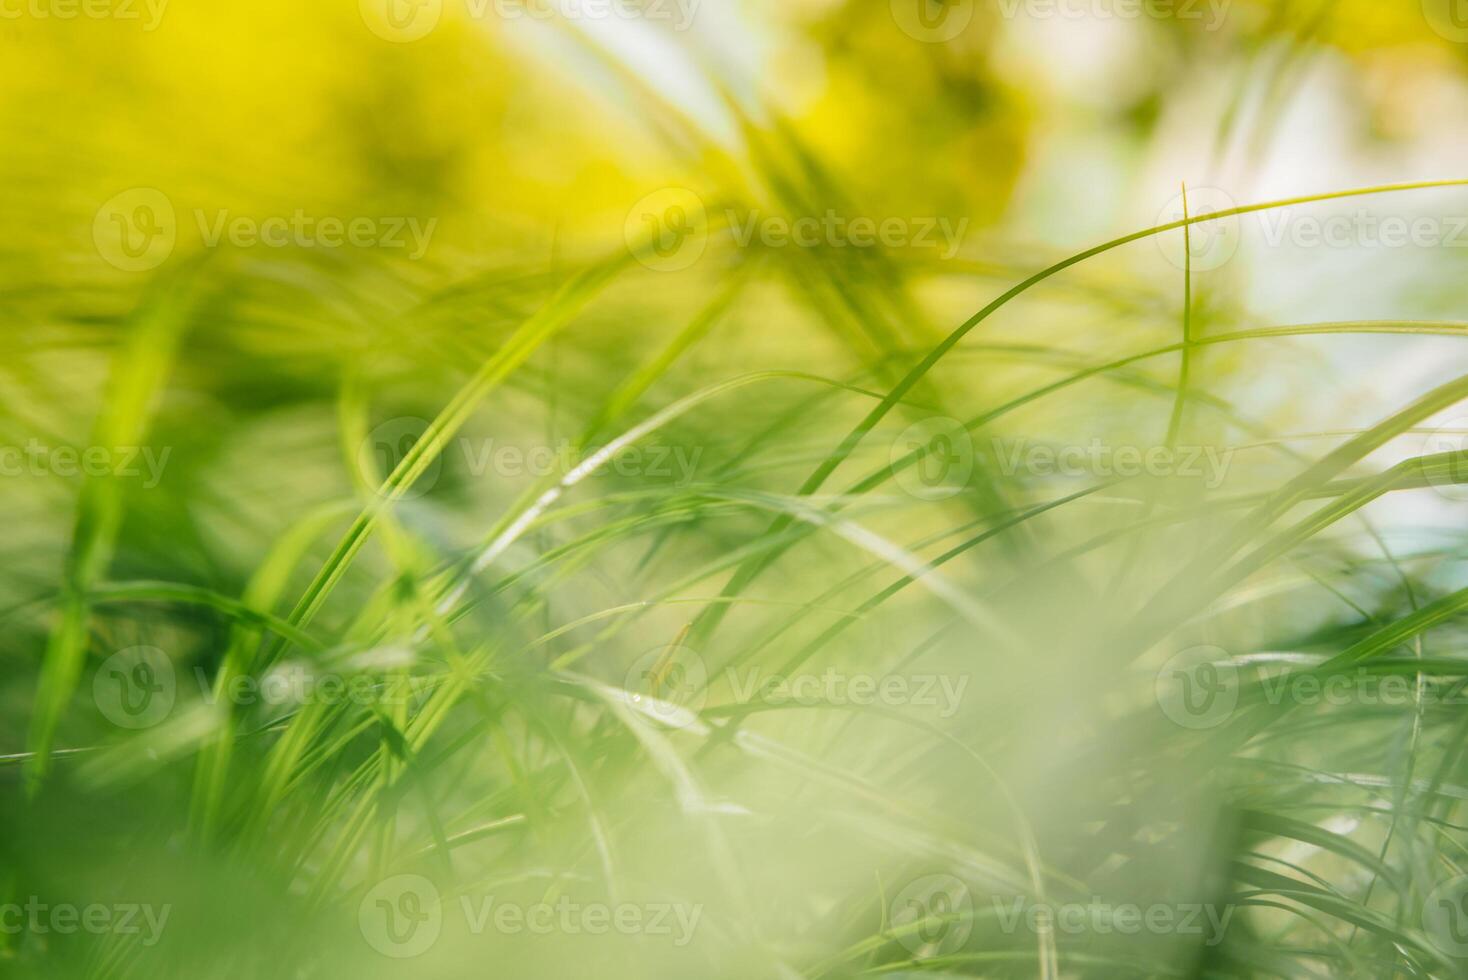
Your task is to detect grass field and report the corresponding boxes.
[4,2,1468,977]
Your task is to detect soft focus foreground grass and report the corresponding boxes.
[4,2,1468,978]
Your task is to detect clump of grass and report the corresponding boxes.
[5,10,1468,980]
